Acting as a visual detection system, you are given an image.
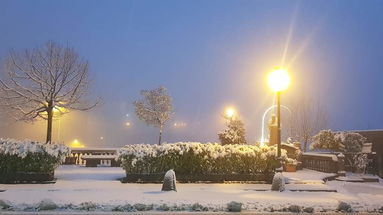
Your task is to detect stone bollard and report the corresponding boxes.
[162,169,177,192]
[337,153,346,176]
[271,172,285,192]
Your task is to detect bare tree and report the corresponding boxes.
[134,86,173,145]
[0,41,98,143]
[287,94,328,152]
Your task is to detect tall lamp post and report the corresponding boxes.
[267,68,290,158]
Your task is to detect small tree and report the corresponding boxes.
[287,94,328,152]
[134,86,173,145]
[337,132,366,153]
[310,129,342,151]
[338,132,367,171]
[218,117,247,145]
[0,41,98,143]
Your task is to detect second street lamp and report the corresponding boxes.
[267,68,290,158]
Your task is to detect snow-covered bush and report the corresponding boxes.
[218,118,247,145]
[118,142,285,175]
[288,205,301,213]
[311,130,366,153]
[37,199,58,211]
[285,157,298,165]
[337,201,352,212]
[78,202,97,211]
[0,200,11,209]
[191,203,208,211]
[0,139,69,175]
[337,132,366,153]
[303,207,314,213]
[310,130,342,151]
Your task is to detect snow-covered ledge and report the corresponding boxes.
[302,152,338,162]
[301,152,345,174]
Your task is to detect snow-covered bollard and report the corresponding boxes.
[271,172,285,192]
[162,169,177,192]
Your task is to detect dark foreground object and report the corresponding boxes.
[0,171,55,184]
[161,170,177,191]
[0,212,381,215]
[121,173,274,183]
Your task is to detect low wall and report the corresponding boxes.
[301,152,345,174]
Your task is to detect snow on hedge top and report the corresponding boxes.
[0,138,70,160]
[117,142,286,161]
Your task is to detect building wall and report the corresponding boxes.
[354,130,383,178]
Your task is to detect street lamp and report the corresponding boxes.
[225,107,236,120]
[267,68,290,158]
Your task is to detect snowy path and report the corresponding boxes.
[0,166,382,213]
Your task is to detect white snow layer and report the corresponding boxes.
[0,166,382,212]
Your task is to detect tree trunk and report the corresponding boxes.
[46,107,53,144]
[158,126,163,145]
[303,141,307,152]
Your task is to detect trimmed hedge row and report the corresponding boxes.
[0,139,69,182]
[118,142,285,176]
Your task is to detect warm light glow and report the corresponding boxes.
[53,106,66,113]
[174,122,187,127]
[125,122,131,127]
[225,107,236,118]
[42,103,67,116]
[69,139,85,148]
[259,141,266,148]
[267,68,290,92]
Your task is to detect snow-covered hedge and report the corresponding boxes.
[0,139,70,174]
[117,142,285,175]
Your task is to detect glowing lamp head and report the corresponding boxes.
[268,68,290,92]
[225,107,235,119]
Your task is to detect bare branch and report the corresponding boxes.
[0,41,98,143]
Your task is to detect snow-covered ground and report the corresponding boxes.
[0,166,382,213]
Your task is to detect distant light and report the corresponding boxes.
[126,114,129,117]
[174,122,187,128]
[125,121,131,127]
[100,136,104,140]
[268,68,290,92]
[225,107,236,119]
[69,139,85,148]
[259,141,266,148]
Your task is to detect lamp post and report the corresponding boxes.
[267,68,290,158]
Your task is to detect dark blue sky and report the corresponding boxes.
[0,0,383,147]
